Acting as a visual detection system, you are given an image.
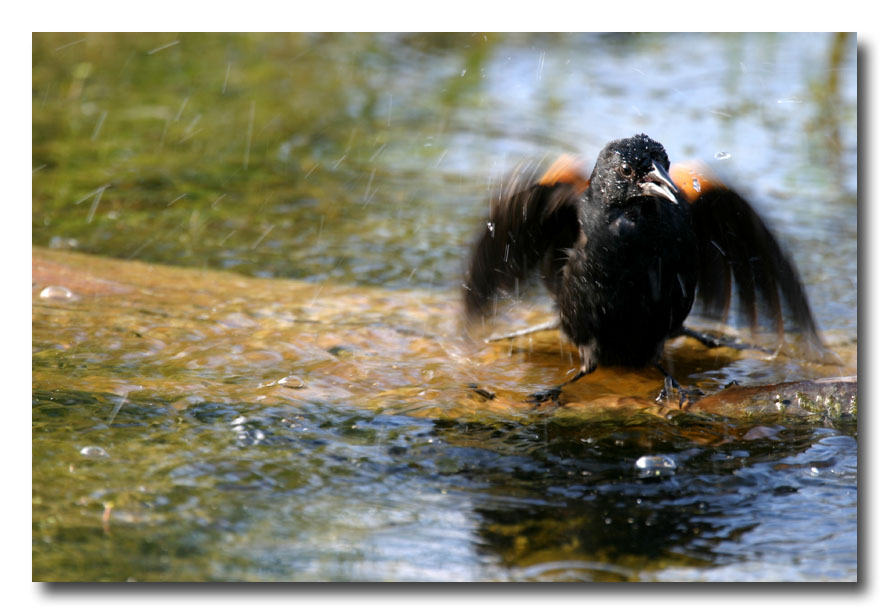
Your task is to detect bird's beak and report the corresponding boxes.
[641,160,680,204]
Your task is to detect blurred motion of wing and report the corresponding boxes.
[464,139,832,379]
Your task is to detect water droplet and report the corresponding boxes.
[40,286,77,301]
[276,375,306,389]
[634,455,676,478]
[486,221,495,236]
[80,446,109,459]
[714,151,732,161]
[460,69,467,77]
[692,177,701,193]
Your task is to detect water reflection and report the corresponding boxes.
[428,414,856,581]
[33,385,855,581]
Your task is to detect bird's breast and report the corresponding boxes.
[607,214,636,237]
[582,202,697,298]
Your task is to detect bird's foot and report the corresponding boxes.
[656,377,683,406]
[526,386,564,404]
[526,366,594,405]
[656,379,703,409]
[654,364,703,409]
[679,326,765,352]
[467,383,496,400]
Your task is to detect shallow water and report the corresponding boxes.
[32,33,857,582]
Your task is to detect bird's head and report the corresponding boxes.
[589,134,680,208]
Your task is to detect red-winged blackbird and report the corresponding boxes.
[463,134,825,394]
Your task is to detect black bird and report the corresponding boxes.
[463,134,825,398]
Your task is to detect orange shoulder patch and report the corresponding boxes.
[670,162,724,203]
[538,155,588,193]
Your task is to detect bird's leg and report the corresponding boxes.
[526,364,595,404]
[485,319,560,343]
[654,362,701,408]
[678,326,765,352]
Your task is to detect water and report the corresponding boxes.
[32,33,857,582]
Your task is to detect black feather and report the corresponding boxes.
[462,135,829,376]
[463,161,581,319]
[690,185,825,356]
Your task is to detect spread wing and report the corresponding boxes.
[463,155,587,321]
[670,162,827,358]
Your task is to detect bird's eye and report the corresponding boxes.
[619,163,632,177]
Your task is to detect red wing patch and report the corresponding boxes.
[538,155,588,194]
[670,162,724,203]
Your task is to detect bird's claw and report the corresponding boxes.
[656,377,703,409]
[526,386,563,404]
